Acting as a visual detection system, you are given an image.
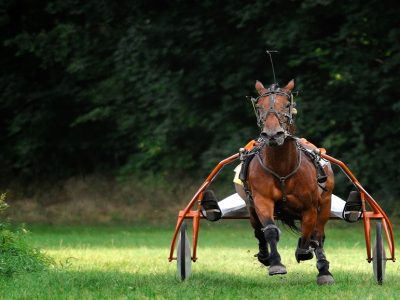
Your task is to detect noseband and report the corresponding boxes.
[250,83,296,133]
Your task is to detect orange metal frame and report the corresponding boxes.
[168,151,396,264]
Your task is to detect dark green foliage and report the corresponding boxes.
[0,1,399,198]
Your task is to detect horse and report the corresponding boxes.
[242,79,335,285]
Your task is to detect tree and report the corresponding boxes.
[0,0,399,199]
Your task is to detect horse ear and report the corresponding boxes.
[255,80,265,93]
[284,79,295,92]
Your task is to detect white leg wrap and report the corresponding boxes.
[217,193,347,219]
[330,194,346,219]
[218,193,246,216]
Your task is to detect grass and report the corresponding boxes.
[0,220,399,299]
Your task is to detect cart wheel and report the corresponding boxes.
[372,222,386,285]
[177,222,192,281]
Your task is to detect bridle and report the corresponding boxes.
[248,83,300,201]
[250,83,296,135]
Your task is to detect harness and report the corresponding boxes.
[241,82,327,208]
[239,139,327,207]
[255,140,302,202]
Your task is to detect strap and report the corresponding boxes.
[256,147,302,181]
[255,147,302,201]
[298,144,328,184]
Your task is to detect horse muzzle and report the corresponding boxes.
[260,131,286,147]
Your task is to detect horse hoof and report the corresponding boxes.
[316,275,335,285]
[268,264,287,276]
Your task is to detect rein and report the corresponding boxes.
[255,140,302,202]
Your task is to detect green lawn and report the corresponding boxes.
[0,220,399,299]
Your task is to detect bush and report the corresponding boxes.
[0,194,54,276]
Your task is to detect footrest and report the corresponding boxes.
[200,190,222,222]
[342,191,362,223]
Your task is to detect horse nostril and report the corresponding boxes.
[261,130,285,142]
[275,131,285,138]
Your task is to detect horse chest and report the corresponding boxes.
[252,174,317,210]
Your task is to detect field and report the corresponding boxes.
[0,221,399,299]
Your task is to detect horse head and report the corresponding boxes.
[253,80,297,147]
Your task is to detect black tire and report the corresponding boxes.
[372,222,386,285]
[177,222,192,281]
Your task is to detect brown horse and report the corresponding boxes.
[244,79,335,285]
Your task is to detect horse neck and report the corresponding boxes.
[262,139,298,175]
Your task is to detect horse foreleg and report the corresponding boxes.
[249,207,270,266]
[262,219,287,275]
[252,195,286,275]
[313,196,334,285]
[295,208,317,262]
[314,244,334,285]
